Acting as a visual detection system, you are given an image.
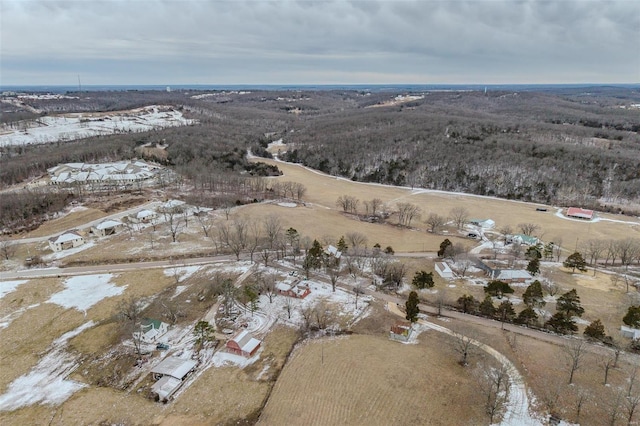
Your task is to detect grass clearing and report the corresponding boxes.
[259,332,486,425]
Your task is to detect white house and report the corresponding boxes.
[621,325,640,340]
[134,319,169,344]
[469,218,495,229]
[131,209,158,224]
[91,219,124,237]
[435,262,454,279]
[48,231,85,252]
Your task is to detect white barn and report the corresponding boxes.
[91,219,124,237]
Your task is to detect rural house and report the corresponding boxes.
[150,357,197,402]
[276,280,311,299]
[435,262,454,279]
[226,330,262,357]
[389,321,412,342]
[566,207,595,220]
[91,219,124,237]
[509,234,539,246]
[158,199,186,214]
[131,209,158,223]
[491,269,533,284]
[48,231,85,252]
[134,319,169,343]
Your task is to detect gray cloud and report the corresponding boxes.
[1,0,638,85]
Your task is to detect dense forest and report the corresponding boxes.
[1,87,640,230]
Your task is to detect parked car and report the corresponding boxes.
[156,343,170,351]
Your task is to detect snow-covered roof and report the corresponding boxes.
[495,270,533,281]
[95,219,122,230]
[231,330,261,354]
[276,282,292,292]
[326,245,342,258]
[151,357,197,380]
[137,209,156,218]
[49,231,83,244]
[162,199,186,209]
[151,376,182,400]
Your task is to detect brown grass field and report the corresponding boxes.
[258,332,486,426]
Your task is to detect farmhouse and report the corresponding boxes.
[226,330,262,357]
[150,357,197,402]
[276,280,311,299]
[567,207,595,220]
[134,319,169,343]
[90,219,123,237]
[325,245,342,260]
[435,262,454,279]
[620,325,640,340]
[389,321,412,342]
[48,231,84,252]
[509,234,539,246]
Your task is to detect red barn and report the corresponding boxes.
[226,330,262,357]
[567,207,594,220]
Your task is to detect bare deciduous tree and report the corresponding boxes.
[563,340,586,384]
[425,213,447,234]
[451,328,477,366]
[475,361,511,423]
[396,202,421,227]
[164,210,184,243]
[263,214,283,249]
[346,232,368,252]
[518,222,540,236]
[449,207,469,230]
[0,238,16,260]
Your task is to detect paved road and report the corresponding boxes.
[8,200,162,245]
[0,254,237,280]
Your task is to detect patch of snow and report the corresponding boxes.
[163,265,202,282]
[277,202,297,208]
[0,280,28,299]
[574,317,590,325]
[447,284,457,288]
[173,285,188,299]
[0,321,95,411]
[211,349,261,368]
[48,274,124,312]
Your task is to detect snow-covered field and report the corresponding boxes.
[0,321,95,411]
[0,105,194,147]
[0,280,28,299]
[48,274,124,312]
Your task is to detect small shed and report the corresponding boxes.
[91,219,123,237]
[48,231,85,252]
[325,245,342,259]
[567,207,595,220]
[390,321,412,342]
[150,357,197,402]
[620,325,640,340]
[226,330,261,357]
[435,262,454,279]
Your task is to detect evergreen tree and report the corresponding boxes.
[457,294,478,314]
[563,252,588,273]
[384,246,395,255]
[405,291,420,323]
[584,319,606,341]
[193,320,214,344]
[556,289,585,318]
[438,238,452,258]
[543,242,554,261]
[337,235,348,253]
[479,296,496,317]
[623,305,640,328]
[484,280,514,299]
[516,306,539,326]
[497,300,516,323]
[526,245,542,261]
[526,257,540,275]
[412,270,435,289]
[523,280,546,308]
[306,239,324,269]
[546,312,578,334]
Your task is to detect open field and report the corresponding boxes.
[258,158,640,247]
[259,333,486,426]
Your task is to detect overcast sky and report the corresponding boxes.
[1,0,639,85]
